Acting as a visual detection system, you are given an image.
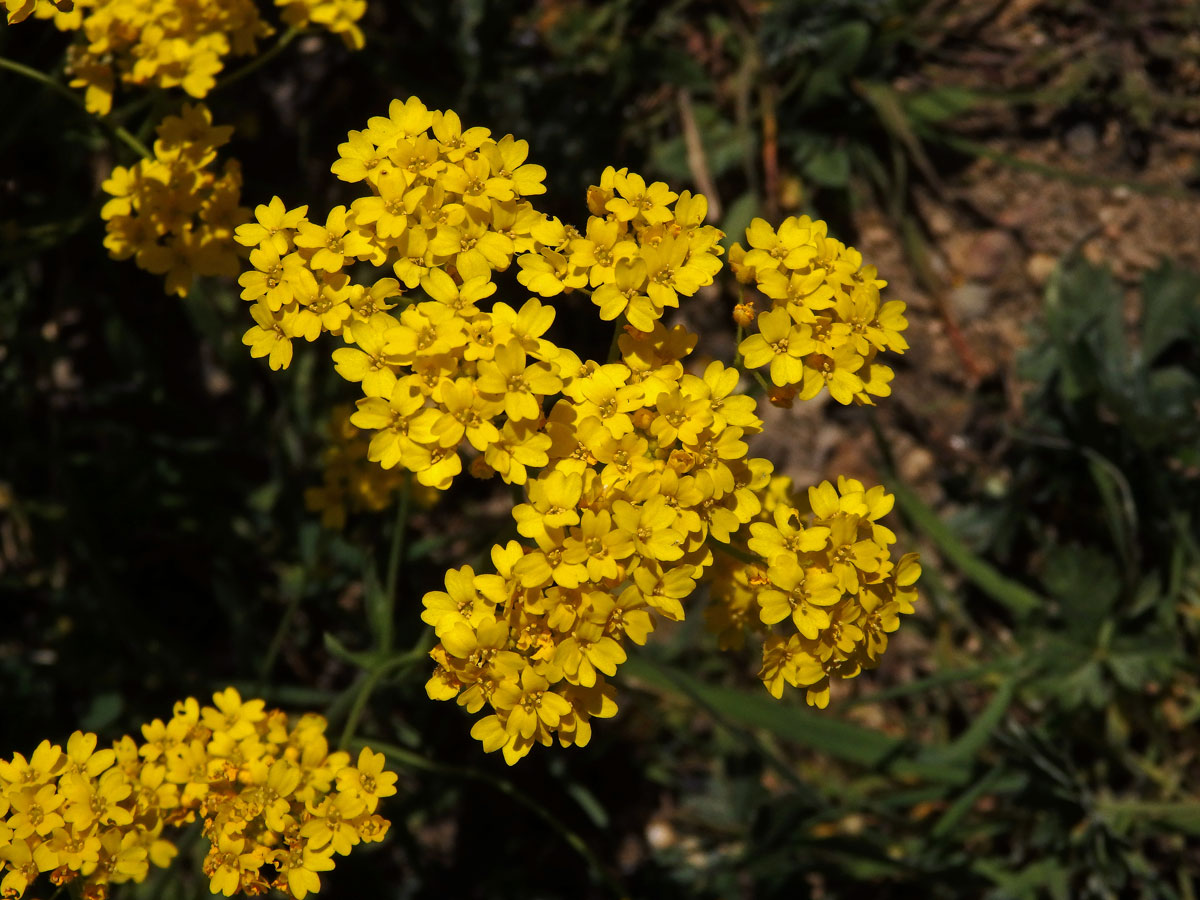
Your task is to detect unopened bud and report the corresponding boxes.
[469,456,496,480]
[632,408,655,431]
[768,385,797,408]
[667,449,695,473]
[733,301,756,327]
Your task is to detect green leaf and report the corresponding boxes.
[974,857,1071,900]
[854,79,941,189]
[903,85,980,124]
[1141,261,1200,362]
[889,478,1044,618]
[80,692,124,732]
[1054,658,1109,709]
[323,632,381,670]
[930,766,1025,839]
[1098,800,1200,837]
[1041,544,1120,637]
[916,676,1016,768]
[802,144,850,187]
[624,655,901,768]
[821,21,871,77]
[720,191,759,253]
[1045,261,1127,402]
[1105,648,1169,691]
[1084,449,1138,572]
[800,66,848,108]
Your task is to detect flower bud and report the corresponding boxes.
[732,301,756,327]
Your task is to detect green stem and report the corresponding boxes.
[362,739,627,898]
[257,575,304,692]
[727,309,771,396]
[708,537,760,567]
[0,56,151,159]
[215,26,301,92]
[605,315,625,363]
[336,648,425,752]
[381,479,412,654]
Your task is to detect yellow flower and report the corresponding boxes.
[757,557,842,639]
[294,206,373,273]
[242,302,297,370]
[334,749,396,814]
[605,171,677,225]
[494,667,572,740]
[553,620,627,688]
[235,197,309,255]
[273,845,334,900]
[512,470,583,539]
[475,339,562,421]
[332,315,402,398]
[421,565,497,639]
[739,307,816,386]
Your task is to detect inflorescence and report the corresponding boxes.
[233,95,922,764]
[0,689,393,900]
[5,0,368,298]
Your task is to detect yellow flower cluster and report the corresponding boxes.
[424,322,779,763]
[6,0,268,114]
[304,405,438,529]
[730,216,910,405]
[0,689,394,900]
[276,0,366,51]
[2,0,69,27]
[706,476,920,707]
[516,168,724,332]
[236,96,557,489]
[100,104,246,297]
[237,95,919,763]
[3,0,366,113]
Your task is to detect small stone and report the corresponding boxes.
[898,445,935,485]
[1026,252,1058,286]
[949,281,990,323]
[926,205,955,237]
[1063,122,1099,158]
[1082,238,1107,265]
[963,229,1018,281]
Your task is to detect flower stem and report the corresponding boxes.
[335,649,423,752]
[0,56,151,159]
[215,26,301,92]
[605,315,625,363]
[380,477,412,654]
[257,571,305,692]
[708,536,760,567]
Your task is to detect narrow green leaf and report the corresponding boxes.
[1141,261,1200,363]
[625,656,910,768]
[888,478,1044,617]
[323,631,381,670]
[1084,449,1139,573]
[903,85,979,124]
[854,79,941,190]
[1098,800,1200,837]
[930,766,1023,839]
[916,677,1015,768]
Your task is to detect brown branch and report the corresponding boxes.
[677,88,722,220]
